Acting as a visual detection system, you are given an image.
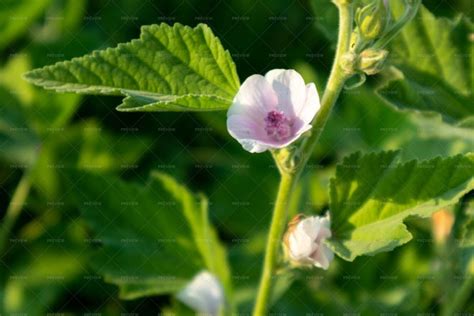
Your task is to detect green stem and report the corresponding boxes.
[252,174,297,316]
[252,2,354,315]
[295,1,353,172]
[0,169,33,257]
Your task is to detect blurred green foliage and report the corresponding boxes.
[0,0,473,315]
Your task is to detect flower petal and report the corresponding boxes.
[228,74,277,118]
[265,69,307,118]
[239,138,271,153]
[227,114,307,152]
[300,216,321,240]
[311,244,333,270]
[301,83,320,124]
[289,227,315,259]
[227,115,266,143]
[284,213,334,270]
[176,271,224,315]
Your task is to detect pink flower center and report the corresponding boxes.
[264,110,292,141]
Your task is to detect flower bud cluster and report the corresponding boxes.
[338,0,391,77]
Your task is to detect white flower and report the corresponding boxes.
[176,271,224,315]
[227,69,320,153]
[284,213,334,269]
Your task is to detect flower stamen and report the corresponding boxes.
[264,110,292,141]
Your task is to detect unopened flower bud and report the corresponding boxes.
[340,52,359,75]
[356,0,388,40]
[283,213,334,270]
[177,271,224,316]
[359,48,388,75]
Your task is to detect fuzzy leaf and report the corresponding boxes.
[377,4,474,123]
[65,171,231,300]
[24,23,240,112]
[329,151,474,261]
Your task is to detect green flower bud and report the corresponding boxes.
[359,48,388,75]
[356,0,388,40]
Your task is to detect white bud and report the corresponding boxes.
[176,271,224,315]
[283,213,334,270]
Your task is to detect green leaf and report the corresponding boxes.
[0,0,51,50]
[24,23,240,112]
[328,151,474,261]
[31,120,152,200]
[319,81,474,163]
[2,215,89,315]
[0,54,82,166]
[0,53,80,152]
[65,171,231,300]
[377,4,474,123]
[3,249,86,314]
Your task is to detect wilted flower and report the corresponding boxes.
[176,271,224,315]
[283,213,334,269]
[227,69,320,153]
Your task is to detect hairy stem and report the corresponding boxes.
[0,169,33,257]
[252,174,297,315]
[252,2,354,315]
[295,1,353,172]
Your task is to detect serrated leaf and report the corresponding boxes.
[0,0,51,50]
[377,4,474,123]
[24,23,240,112]
[328,151,474,261]
[65,171,231,300]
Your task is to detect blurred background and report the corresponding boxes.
[0,0,473,314]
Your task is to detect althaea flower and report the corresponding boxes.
[176,271,224,315]
[227,69,320,153]
[283,213,334,270]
